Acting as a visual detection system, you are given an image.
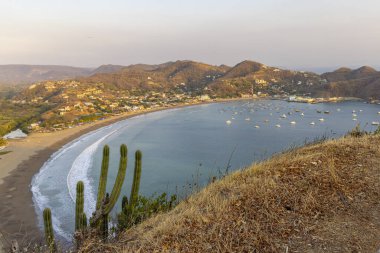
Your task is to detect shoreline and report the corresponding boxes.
[0,98,248,246]
[1,96,372,247]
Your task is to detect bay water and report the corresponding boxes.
[31,99,380,240]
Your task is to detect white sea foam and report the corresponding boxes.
[31,125,119,240]
[67,129,118,217]
[31,139,85,240]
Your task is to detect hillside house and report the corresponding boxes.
[255,79,268,85]
[240,93,252,98]
[198,95,211,101]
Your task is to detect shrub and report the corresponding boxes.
[348,124,367,137]
[117,193,177,231]
[375,126,380,135]
[0,137,7,146]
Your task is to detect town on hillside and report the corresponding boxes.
[1,61,380,135]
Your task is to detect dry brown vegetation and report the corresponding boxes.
[0,137,7,147]
[80,134,380,253]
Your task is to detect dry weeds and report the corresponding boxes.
[80,135,380,253]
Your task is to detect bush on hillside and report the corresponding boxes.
[375,126,380,135]
[117,193,177,231]
[0,137,7,146]
[348,124,367,137]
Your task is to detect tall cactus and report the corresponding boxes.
[104,144,128,214]
[129,150,142,209]
[91,144,128,239]
[43,208,56,252]
[96,145,109,210]
[75,181,85,231]
[121,150,143,228]
[42,143,135,244]
[80,213,87,230]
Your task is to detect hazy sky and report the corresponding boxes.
[1,0,379,70]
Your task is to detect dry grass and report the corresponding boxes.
[80,135,380,253]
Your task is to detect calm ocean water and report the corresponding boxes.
[31,100,380,240]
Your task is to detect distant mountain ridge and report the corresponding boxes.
[0,65,95,86]
[1,61,379,100]
[0,63,177,87]
[49,61,380,100]
[81,60,380,99]
[90,64,126,75]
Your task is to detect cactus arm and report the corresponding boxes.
[96,145,110,210]
[101,193,110,239]
[75,181,84,231]
[80,212,87,231]
[104,144,128,214]
[129,150,142,209]
[43,208,56,252]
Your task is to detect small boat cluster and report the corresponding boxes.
[223,101,380,129]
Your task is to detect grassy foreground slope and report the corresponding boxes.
[82,135,380,252]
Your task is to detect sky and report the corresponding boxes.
[0,0,379,71]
